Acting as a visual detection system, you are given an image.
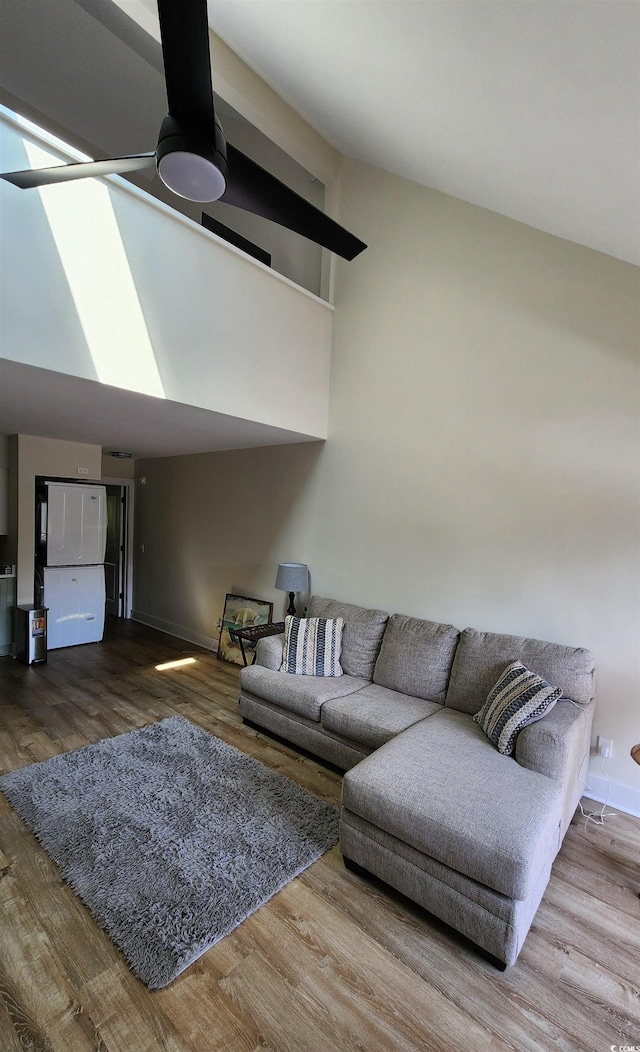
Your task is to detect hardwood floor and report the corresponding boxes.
[0,617,638,1052]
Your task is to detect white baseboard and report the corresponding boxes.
[583,770,640,818]
[131,610,218,654]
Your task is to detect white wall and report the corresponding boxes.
[133,159,639,807]
[0,112,333,440]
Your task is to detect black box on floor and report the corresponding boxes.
[16,605,48,664]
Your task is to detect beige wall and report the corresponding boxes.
[132,443,322,646]
[101,453,135,480]
[136,160,639,798]
[315,160,639,794]
[15,434,102,604]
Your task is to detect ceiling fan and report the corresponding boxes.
[0,0,366,261]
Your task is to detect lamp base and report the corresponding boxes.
[287,592,296,616]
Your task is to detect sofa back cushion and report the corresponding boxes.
[308,596,389,680]
[445,628,595,715]
[373,614,459,702]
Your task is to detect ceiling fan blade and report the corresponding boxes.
[221,145,367,261]
[0,154,156,190]
[157,0,215,130]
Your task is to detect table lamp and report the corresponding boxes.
[275,562,309,616]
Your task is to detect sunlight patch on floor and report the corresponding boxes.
[155,657,197,671]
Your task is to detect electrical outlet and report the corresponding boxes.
[598,736,613,759]
[77,466,89,475]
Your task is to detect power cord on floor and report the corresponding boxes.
[579,755,617,834]
[562,700,618,835]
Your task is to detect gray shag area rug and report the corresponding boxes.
[0,716,339,989]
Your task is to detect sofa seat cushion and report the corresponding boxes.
[373,614,459,701]
[239,693,372,770]
[240,665,369,722]
[321,684,442,750]
[308,596,389,679]
[341,709,563,900]
[445,628,595,715]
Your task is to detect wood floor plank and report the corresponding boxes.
[0,872,108,1051]
[0,616,639,1052]
[0,963,52,1052]
[154,959,273,1052]
[79,969,187,1052]
[231,877,510,1052]
[299,858,575,1052]
[2,811,124,988]
[539,873,640,973]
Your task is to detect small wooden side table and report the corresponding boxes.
[230,622,285,666]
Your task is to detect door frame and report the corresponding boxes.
[101,476,135,619]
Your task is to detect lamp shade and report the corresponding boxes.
[275,562,309,593]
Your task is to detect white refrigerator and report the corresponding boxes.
[40,482,107,649]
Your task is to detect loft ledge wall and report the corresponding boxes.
[0,112,333,442]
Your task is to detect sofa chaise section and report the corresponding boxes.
[444,627,595,835]
[340,628,595,965]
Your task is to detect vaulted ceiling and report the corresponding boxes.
[4,0,637,266]
[203,0,639,266]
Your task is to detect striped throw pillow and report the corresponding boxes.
[280,616,344,677]
[474,660,562,756]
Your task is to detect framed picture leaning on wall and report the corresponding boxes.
[218,593,273,666]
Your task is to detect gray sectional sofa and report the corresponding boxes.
[238,596,595,966]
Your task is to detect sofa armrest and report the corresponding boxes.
[516,700,595,836]
[515,700,593,783]
[516,699,596,840]
[254,634,284,670]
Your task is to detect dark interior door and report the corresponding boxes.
[105,486,125,617]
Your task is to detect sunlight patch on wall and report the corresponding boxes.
[24,140,165,400]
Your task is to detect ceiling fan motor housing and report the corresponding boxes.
[156,113,229,202]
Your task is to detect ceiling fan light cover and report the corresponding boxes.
[158,150,226,202]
